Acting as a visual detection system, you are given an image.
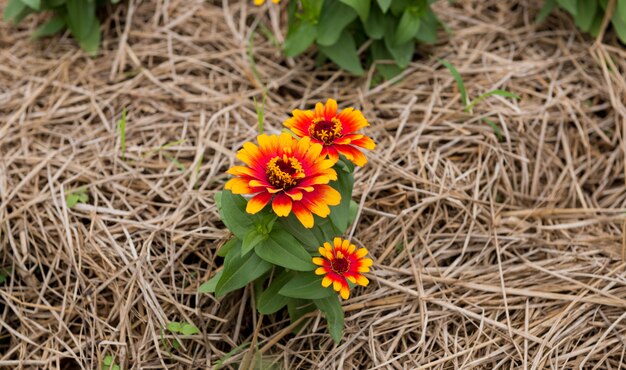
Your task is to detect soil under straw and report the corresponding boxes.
[1,0,626,369]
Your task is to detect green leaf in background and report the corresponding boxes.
[536,0,556,23]
[180,323,200,335]
[574,0,597,32]
[217,237,240,258]
[363,2,386,39]
[371,40,403,80]
[415,9,440,43]
[66,0,100,55]
[66,187,88,208]
[3,0,26,22]
[284,20,317,57]
[340,0,370,21]
[377,0,392,13]
[464,89,520,112]
[166,322,182,333]
[32,16,66,39]
[216,242,271,297]
[439,58,468,107]
[328,166,354,234]
[75,18,101,56]
[255,227,314,271]
[316,0,357,46]
[318,31,364,75]
[216,190,256,240]
[612,10,626,43]
[278,213,327,251]
[384,36,414,68]
[287,298,316,333]
[198,270,223,293]
[242,228,267,256]
[257,270,294,314]
[314,295,344,344]
[21,0,41,10]
[279,273,335,299]
[619,0,626,23]
[481,117,503,142]
[393,9,421,46]
[556,0,577,15]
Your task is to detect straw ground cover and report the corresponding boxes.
[1,0,626,368]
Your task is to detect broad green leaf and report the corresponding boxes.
[21,0,41,10]
[314,296,344,344]
[287,298,316,334]
[278,214,327,251]
[363,2,386,39]
[279,273,335,299]
[32,16,66,39]
[242,229,266,256]
[216,190,256,240]
[217,237,239,258]
[328,165,354,233]
[535,0,556,23]
[316,0,357,46]
[75,18,101,56]
[257,270,294,314]
[181,323,200,335]
[301,0,324,21]
[574,0,597,32]
[384,35,414,68]
[318,31,364,75]
[166,322,182,333]
[198,270,223,293]
[464,89,521,112]
[439,58,468,107]
[393,9,421,46]
[340,0,370,21]
[371,40,403,80]
[415,9,439,43]
[619,0,626,23]
[556,0,576,15]
[284,20,317,57]
[377,0,392,13]
[255,227,314,271]
[612,10,626,43]
[66,0,99,55]
[3,0,26,22]
[216,243,271,297]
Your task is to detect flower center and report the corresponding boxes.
[309,117,342,145]
[331,258,350,274]
[266,154,304,189]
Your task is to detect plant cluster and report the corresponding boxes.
[3,0,120,55]
[283,0,441,79]
[538,0,626,43]
[200,99,376,342]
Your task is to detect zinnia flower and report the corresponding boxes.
[254,0,279,5]
[284,98,376,166]
[225,133,340,228]
[313,237,373,299]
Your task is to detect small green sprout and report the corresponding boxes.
[66,187,88,208]
[102,355,120,370]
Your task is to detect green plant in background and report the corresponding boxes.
[65,186,89,208]
[538,0,626,43]
[3,0,121,55]
[284,0,441,79]
[101,355,120,370]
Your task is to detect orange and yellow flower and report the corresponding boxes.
[313,238,373,299]
[284,98,376,166]
[225,133,340,228]
[254,0,279,5]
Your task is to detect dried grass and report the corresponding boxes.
[1,0,626,369]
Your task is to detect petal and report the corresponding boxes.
[315,267,327,275]
[292,203,314,228]
[246,192,272,214]
[357,266,370,273]
[346,275,357,284]
[326,146,340,164]
[324,98,338,120]
[226,166,256,177]
[333,237,342,248]
[278,133,295,153]
[225,178,254,194]
[339,285,350,300]
[347,243,356,254]
[336,145,368,166]
[322,276,333,287]
[312,257,326,266]
[315,102,325,118]
[285,188,304,200]
[333,281,342,292]
[337,108,369,133]
[355,274,369,286]
[355,248,369,259]
[272,193,292,217]
[351,136,376,150]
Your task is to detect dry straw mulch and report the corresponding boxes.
[1,0,626,369]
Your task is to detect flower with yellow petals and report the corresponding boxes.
[312,238,373,299]
[254,0,280,5]
[284,98,376,166]
[225,133,341,228]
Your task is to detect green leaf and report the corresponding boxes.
[181,323,200,335]
[166,322,182,333]
[103,356,113,366]
[278,214,326,251]
[65,0,100,55]
[279,273,335,299]
[377,0,392,13]
[255,227,314,271]
[76,18,101,56]
[371,40,403,80]
[117,108,127,160]
[340,0,370,21]
[32,16,66,39]
[3,0,26,22]
[464,89,520,112]
[314,296,344,344]
[439,58,468,107]
[242,229,267,256]
[21,0,41,10]
[612,9,626,43]
[284,20,317,57]
[415,8,439,43]
[481,117,503,141]
[66,187,88,208]
[574,0,597,32]
[363,2,386,39]
[198,270,223,293]
[316,0,357,46]
[216,242,271,297]
[536,0,556,23]
[556,0,577,15]
[257,270,294,314]
[328,166,354,233]
[619,0,626,23]
[393,9,421,46]
[318,31,364,75]
[216,190,256,240]
[217,237,239,258]
[384,35,414,68]
[287,298,316,333]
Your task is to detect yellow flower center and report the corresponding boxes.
[331,257,350,274]
[266,154,304,189]
[309,117,342,145]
